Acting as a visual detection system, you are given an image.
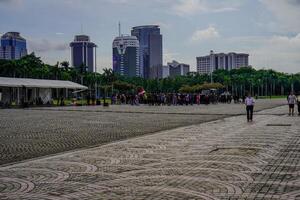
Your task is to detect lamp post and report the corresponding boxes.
[210,65,213,83]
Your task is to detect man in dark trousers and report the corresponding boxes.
[245,93,255,122]
[297,94,300,116]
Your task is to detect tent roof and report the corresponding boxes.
[0,77,88,90]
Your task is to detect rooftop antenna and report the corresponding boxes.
[118,21,121,37]
[81,23,84,34]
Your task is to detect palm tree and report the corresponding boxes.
[60,61,70,72]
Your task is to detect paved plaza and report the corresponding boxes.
[1,99,300,199]
[0,99,283,165]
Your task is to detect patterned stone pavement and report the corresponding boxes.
[0,99,284,165]
[0,110,226,165]
[0,105,299,199]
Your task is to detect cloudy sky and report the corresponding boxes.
[0,0,299,73]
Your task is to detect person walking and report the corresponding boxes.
[245,93,255,122]
[297,94,300,116]
[287,92,297,116]
[196,94,200,105]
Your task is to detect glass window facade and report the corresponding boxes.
[0,32,27,60]
[131,25,163,79]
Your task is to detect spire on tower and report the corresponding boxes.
[118,21,121,37]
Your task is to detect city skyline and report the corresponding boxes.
[0,0,299,73]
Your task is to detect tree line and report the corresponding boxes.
[0,53,299,96]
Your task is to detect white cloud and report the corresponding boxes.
[259,0,300,32]
[154,21,172,30]
[229,34,300,73]
[163,49,179,64]
[98,55,112,72]
[172,0,240,16]
[194,33,300,73]
[190,26,220,42]
[0,0,21,4]
[28,39,69,53]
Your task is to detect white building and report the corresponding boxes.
[112,35,140,77]
[162,65,170,78]
[197,50,249,74]
[168,60,190,77]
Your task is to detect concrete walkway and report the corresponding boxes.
[0,105,300,199]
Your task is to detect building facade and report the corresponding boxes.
[168,60,190,77]
[131,25,163,79]
[162,65,170,78]
[197,51,249,74]
[0,32,27,60]
[112,35,140,77]
[70,35,97,73]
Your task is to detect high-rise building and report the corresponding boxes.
[0,32,27,60]
[162,65,170,78]
[112,35,140,77]
[197,50,249,74]
[131,25,163,79]
[168,60,190,77]
[70,35,97,73]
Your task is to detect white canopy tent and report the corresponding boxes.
[0,77,88,105]
[0,77,87,89]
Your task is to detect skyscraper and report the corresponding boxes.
[197,50,249,74]
[0,32,27,60]
[112,35,140,77]
[70,35,97,73]
[131,25,163,79]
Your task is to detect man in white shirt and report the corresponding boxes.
[297,94,300,116]
[245,93,255,122]
[287,92,297,116]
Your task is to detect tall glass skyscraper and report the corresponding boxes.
[131,25,163,79]
[0,32,27,60]
[70,35,97,73]
[113,35,140,77]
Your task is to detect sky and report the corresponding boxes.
[0,0,299,73]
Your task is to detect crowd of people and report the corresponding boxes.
[110,92,248,106]
[110,91,300,123]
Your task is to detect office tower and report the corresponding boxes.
[197,50,249,74]
[0,32,27,60]
[70,35,97,73]
[131,25,163,79]
[112,35,140,77]
[168,60,190,77]
[162,65,170,78]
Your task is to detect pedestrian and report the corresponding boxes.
[287,92,297,116]
[196,94,200,105]
[172,93,177,105]
[245,93,255,122]
[185,94,189,106]
[297,94,300,116]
